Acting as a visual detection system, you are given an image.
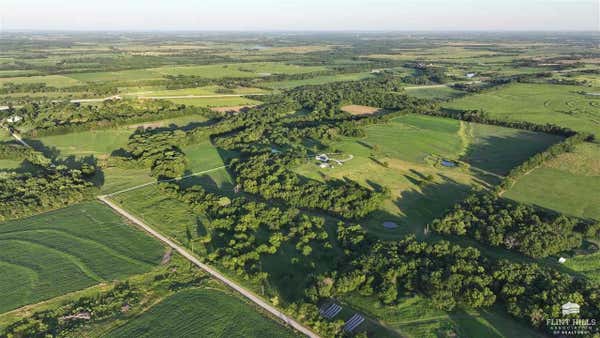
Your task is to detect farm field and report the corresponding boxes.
[152,62,327,78]
[65,69,164,83]
[0,202,164,313]
[123,85,268,97]
[445,83,600,138]
[106,288,299,338]
[504,142,600,221]
[295,114,561,238]
[262,72,374,89]
[0,75,83,87]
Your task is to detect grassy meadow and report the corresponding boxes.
[295,114,561,239]
[0,202,164,313]
[504,142,600,221]
[152,62,326,78]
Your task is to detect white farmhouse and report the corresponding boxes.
[6,115,22,123]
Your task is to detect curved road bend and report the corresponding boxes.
[97,195,320,338]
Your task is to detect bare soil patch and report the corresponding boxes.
[341,104,382,116]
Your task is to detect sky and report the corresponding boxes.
[1,0,598,31]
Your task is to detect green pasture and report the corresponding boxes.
[262,72,374,89]
[31,113,211,159]
[504,142,600,221]
[152,62,326,78]
[65,69,163,82]
[110,168,233,243]
[0,75,83,87]
[106,288,299,338]
[296,114,561,239]
[0,202,164,313]
[446,83,600,138]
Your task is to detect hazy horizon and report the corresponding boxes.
[1,0,598,32]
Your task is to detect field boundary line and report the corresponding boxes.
[105,165,229,197]
[97,195,320,338]
[135,93,267,99]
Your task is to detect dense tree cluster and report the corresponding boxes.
[112,128,189,179]
[0,167,96,222]
[230,153,388,219]
[432,192,591,258]
[159,182,330,278]
[402,65,448,84]
[313,230,496,311]
[492,260,600,330]
[282,76,432,112]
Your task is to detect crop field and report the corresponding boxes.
[65,69,164,83]
[262,72,374,89]
[152,62,327,78]
[295,114,560,238]
[106,288,299,338]
[0,75,83,87]
[0,202,164,313]
[445,83,600,137]
[504,142,600,221]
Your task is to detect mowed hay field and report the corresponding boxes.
[504,142,600,221]
[295,114,560,238]
[110,168,233,243]
[0,202,164,313]
[445,83,600,138]
[106,288,299,338]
